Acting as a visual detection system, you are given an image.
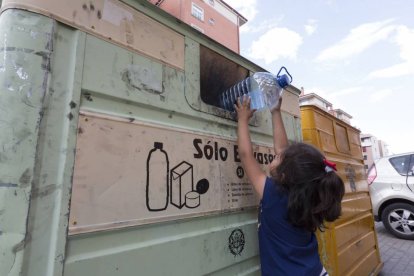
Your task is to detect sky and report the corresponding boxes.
[225,0,414,154]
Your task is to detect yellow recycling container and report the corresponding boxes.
[300,105,383,276]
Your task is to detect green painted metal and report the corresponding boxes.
[0,1,302,275]
[0,8,86,276]
[0,9,54,275]
[20,25,86,276]
[65,211,260,275]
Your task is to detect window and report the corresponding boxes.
[208,18,215,25]
[364,155,367,160]
[365,165,369,170]
[389,155,411,175]
[362,147,367,152]
[409,155,414,176]
[192,3,204,21]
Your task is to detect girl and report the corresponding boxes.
[235,95,344,276]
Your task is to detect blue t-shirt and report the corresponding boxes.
[259,177,323,276]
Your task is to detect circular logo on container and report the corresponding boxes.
[228,229,245,256]
[236,166,244,179]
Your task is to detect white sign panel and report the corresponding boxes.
[69,113,275,234]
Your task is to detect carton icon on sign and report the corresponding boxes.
[171,161,194,208]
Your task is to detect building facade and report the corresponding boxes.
[378,140,390,157]
[361,134,389,171]
[299,90,353,125]
[148,0,247,53]
[333,108,352,125]
[299,92,333,112]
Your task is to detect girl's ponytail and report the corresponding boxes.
[273,143,345,232]
[312,171,344,224]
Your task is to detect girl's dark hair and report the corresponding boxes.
[272,142,345,232]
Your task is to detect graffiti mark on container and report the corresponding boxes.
[345,164,357,192]
[228,229,245,256]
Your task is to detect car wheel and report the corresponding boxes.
[381,203,414,240]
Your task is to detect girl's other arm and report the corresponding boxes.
[271,98,288,156]
[235,96,266,199]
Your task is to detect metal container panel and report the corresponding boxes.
[65,211,261,275]
[64,28,302,274]
[2,0,185,70]
[0,1,303,275]
[0,8,87,275]
[301,105,383,276]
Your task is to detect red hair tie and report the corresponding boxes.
[323,159,337,172]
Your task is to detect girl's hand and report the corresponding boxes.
[234,95,256,122]
[268,155,281,173]
[270,97,283,114]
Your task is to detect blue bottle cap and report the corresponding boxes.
[277,74,290,88]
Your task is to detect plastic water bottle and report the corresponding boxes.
[219,67,292,112]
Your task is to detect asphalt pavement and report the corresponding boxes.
[376,222,414,276]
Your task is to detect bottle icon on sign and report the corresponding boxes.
[219,67,292,112]
[146,142,169,211]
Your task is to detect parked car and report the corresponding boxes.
[369,152,414,239]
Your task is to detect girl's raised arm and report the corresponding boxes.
[271,98,288,156]
[235,96,266,199]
